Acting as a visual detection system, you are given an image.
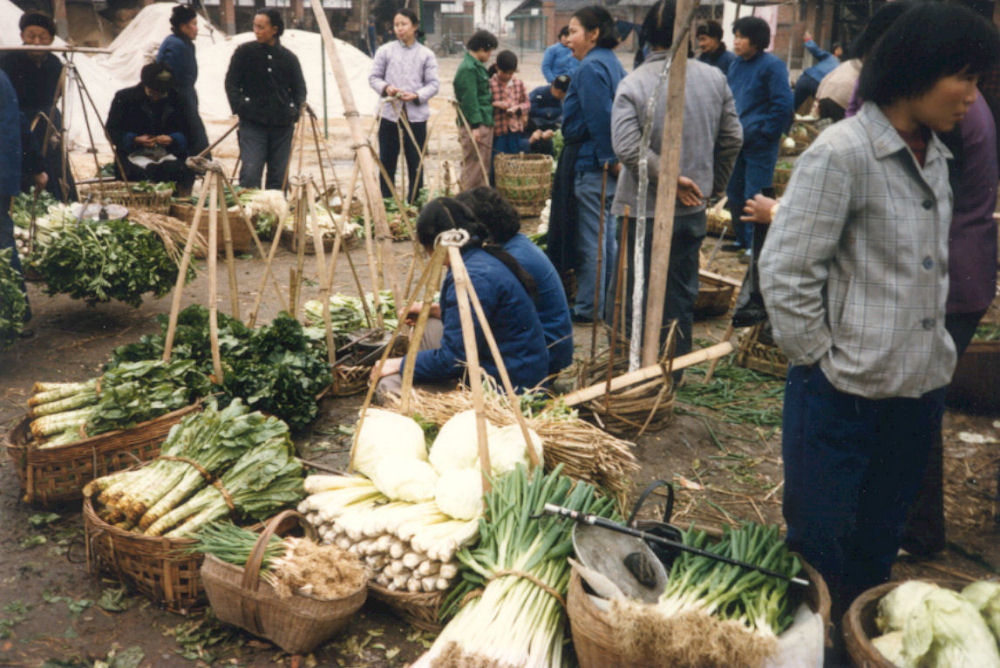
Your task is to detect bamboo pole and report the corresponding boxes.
[207,177,223,380]
[562,341,733,407]
[218,177,241,320]
[310,1,402,311]
[641,0,698,367]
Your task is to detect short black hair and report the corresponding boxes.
[643,0,676,50]
[859,3,1000,106]
[732,16,770,52]
[19,11,56,37]
[394,7,419,27]
[495,50,518,73]
[455,187,521,243]
[558,25,569,39]
[467,29,497,52]
[696,19,723,41]
[256,8,284,37]
[552,74,570,91]
[850,1,912,60]
[572,6,619,50]
[170,5,196,29]
[140,62,174,92]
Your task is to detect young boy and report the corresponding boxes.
[453,30,498,190]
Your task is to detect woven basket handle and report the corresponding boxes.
[240,509,317,593]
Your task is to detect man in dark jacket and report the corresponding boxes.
[224,9,306,190]
[696,20,737,74]
[0,11,75,201]
[526,74,569,155]
[105,62,194,191]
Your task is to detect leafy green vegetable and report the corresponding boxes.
[974,322,1000,341]
[0,248,27,350]
[11,187,58,229]
[303,291,399,342]
[28,219,194,307]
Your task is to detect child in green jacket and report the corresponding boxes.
[453,30,497,190]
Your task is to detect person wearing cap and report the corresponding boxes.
[526,74,569,155]
[225,9,306,190]
[106,62,194,191]
[0,11,75,201]
[157,5,210,158]
[696,20,737,75]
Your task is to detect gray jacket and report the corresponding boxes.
[611,52,742,217]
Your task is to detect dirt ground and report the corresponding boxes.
[2,48,999,668]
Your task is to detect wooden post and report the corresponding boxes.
[207,177,224,381]
[311,2,403,313]
[52,0,68,40]
[221,0,236,35]
[641,0,697,367]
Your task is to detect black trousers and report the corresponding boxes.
[378,118,426,203]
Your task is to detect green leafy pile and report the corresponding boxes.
[11,188,58,229]
[0,248,27,350]
[109,306,333,430]
[302,290,399,344]
[27,218,194,307]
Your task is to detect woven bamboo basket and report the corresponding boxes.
[568,557,831,667]
[168,203,254,257]
[331,365,370,397]
[494,153,553,218]
[201,510,367,654]
[78,182,173,214]
[842,579,962,668]
[4,403,199,507]
[736,323,789,379]
[694,274,735,319]
[367,582,445,633]
[772,167,793,198]
[84,493,205,613]
[705,197,734,239]
[279,226,360,255]
[946,339,1000,412]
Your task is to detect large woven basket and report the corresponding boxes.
[576,345,675,437]
[4,403,199,507]
[201,510,367,654]
[694,274,735,319]
[84,493,205,613]
[772,166,792,198]
[736,323,788,379]
[78,182,173,214]
[168,203,255,257]
[568,557,831,667]
[705,197,734,239]
[494,153,553,218]
[842,579,962,668]
[367,582,445,633]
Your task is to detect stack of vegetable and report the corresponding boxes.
[27,217,194,306]
[193,522,367,600]
[303,291,399,344]
[26,359,210,448]
[421,465,618,666]
[109,305,333,430]
[282,203,360,244]
[298,474,475,593]
[0,248,27,350]
[870,580,1000,667]
[605,523,804,667]
[84,399,305,538]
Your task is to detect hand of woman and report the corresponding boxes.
[741,194,778,224]
[399,91,418,102]
[154,135,173,146]
[384,85,399,97]
[371,357,403,382]
[676,176,704,207]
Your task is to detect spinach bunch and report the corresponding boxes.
[28,219,194,307]
[0,248,27,350]
[11,188,57,229]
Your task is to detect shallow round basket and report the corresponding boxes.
[577,355,675,436]
[494,153,553,218]
[78,182,174,215]
[568,557,831,668]
[367,582,445,633]
[694,279,735,319]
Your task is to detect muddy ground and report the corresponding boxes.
[1,49,999,668]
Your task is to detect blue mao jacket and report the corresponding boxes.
[801,39,838,83]
[542,42,578,82]
[529,84,563,130]
[727,50,794,150]
[410,248,549,392]
[0,70,22,196]
[561,47,626,173]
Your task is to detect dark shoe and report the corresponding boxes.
[721,243,743,253]
[571,312,595,324]
[18,328,35,339]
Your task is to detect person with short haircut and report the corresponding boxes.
[695,20,736,74]
[527,74,569,155]
[490,50,530,159]
[793,30,839,113]
[453,29,496,190]
[758,2,1000,632]
[157,5,209,162]
[0,11,74,201]
[225,9,306,190]
[542,26,578,83]
[372,197,549,396]
[611,0,742,362]
[550,5,626,323]
[456,187,574,376]
[724,15,793,262]
[106,62,194,191]
[369,8,440,202]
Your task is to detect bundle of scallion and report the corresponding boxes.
[420,464,619,667]
[84,398,304,536]
[26,359,210,448]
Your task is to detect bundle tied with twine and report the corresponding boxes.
[608,599,778,668]
[128,210,206,264]
[267,536,368,601]
[386,382,638,506]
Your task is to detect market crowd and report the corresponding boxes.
[3,1,1000,661]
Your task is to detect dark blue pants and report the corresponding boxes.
[378,118,427,203]
[781,364,947,619]
[726,145,779,250]
[0,195,30,320]
[794,73,820,112]
[237,120,295,191]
